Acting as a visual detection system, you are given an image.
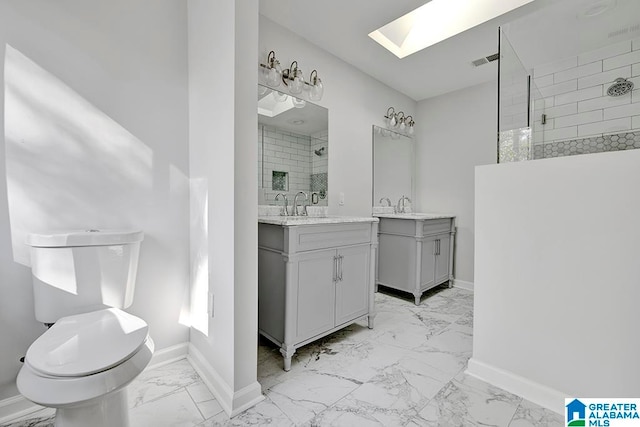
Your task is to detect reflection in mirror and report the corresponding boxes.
[372,125,414,211]
[257,84,329,207]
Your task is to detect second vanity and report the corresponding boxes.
[258,215,378,371]
[375,213,455,305]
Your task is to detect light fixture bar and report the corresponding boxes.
[368,0,535,59]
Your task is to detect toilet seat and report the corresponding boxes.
[26,308,149,377]
[18,335,154,408]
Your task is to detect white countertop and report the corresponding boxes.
[373,212,455,220]
[258,215,379,226]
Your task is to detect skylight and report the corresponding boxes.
[368,0,535,58]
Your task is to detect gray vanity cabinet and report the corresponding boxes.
[377,216,455,305]
[258,220,378,371]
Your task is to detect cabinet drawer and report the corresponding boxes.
[289,223,372,253]
[422,219,452,236]
[378,218,415,236]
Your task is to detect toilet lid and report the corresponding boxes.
[26,308,149,377]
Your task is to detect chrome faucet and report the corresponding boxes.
[397,195,412,213]
[275,193,288,216]
[379,197,392,207]
[293,191,308,216]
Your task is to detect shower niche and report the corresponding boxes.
[257,84,329,206]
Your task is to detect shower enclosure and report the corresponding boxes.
[497,24,640,163]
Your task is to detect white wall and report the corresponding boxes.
[187,0,262,416]
[470,149,640,413]
[0,0,190,402]
[259,16,416,217]
[415,81,497,286]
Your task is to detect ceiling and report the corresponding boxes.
[259,0,640,102]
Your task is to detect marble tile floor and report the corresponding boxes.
[3,286,563,427]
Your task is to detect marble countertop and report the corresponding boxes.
[373,212,456,220]
[258,215,379,226]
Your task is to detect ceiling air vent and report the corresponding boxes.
[472,53,500,67]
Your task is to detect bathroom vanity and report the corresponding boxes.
[258,216,378,371]
[375,213,455,305]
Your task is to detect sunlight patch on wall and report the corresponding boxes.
[4,44,153,266]
[185,177,209,336]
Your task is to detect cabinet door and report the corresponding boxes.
[335,245,370,326]
[434,233,451,285]
[420,236,437,290]
[295,249,337,342]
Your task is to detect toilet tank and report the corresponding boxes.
[26,229,144,323]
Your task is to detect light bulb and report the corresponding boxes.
[292,97,306,108]
[389,115,397,127]
[399,120,406,131]
[408,124,414,135]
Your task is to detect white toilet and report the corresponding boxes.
[17,229,154,427]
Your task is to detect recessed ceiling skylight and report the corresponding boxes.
[368,0,535,58]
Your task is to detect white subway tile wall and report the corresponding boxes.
[533,39,640,146]
[258,125,328,207]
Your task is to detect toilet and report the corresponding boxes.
[17,229,154,427]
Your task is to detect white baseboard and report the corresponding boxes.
[453,279,474,291]
[0,395,42,425]
[466,357,565,415]
[187,343,264,418]
[0,342,190,425]
[147,342,189,370]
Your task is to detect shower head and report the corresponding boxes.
[607,78,634,97]
[314,147,325,156]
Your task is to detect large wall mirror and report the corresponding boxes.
[257,84,329,206]
[372,125,414,210]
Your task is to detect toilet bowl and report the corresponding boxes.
[17,308,154,427]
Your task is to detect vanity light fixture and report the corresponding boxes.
[261,51,282,88]
[384,107,416,136]
[282,61,305,94]
[406,116,415,135]
[384,107,396,127]
[309,70,324,101]
[260,51,325,101]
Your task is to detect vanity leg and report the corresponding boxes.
[414,293,421,305]
[280,345,295,372]
[367,313,375,329]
